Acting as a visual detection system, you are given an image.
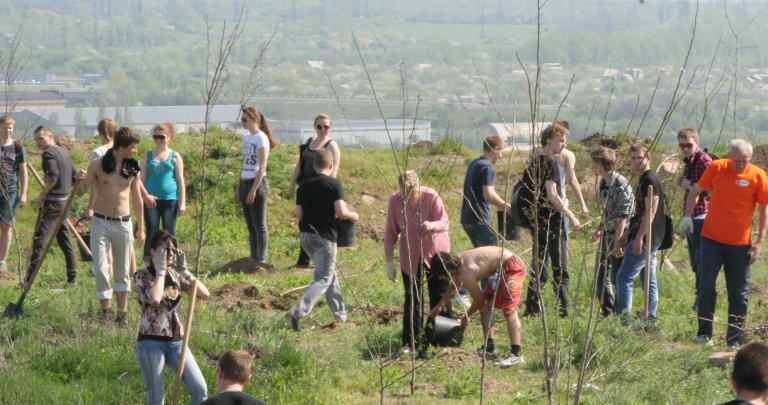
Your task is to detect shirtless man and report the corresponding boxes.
[428,246,527,368]
[76,127,144,326]
[550,120,590,226]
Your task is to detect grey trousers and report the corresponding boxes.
[290,232,346,321]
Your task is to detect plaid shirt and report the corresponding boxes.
[682,149,712,217]
[598,171,634,231]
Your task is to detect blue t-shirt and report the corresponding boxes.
[461,156,495,225]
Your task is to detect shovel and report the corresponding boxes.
[171,279,199,405]
[4,178,83,318]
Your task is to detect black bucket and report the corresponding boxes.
[336,219,356,248]
[78,233,92,262]
[425,315,464,347]
[497,211,523,241]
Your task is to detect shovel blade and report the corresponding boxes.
[3,302,22,318]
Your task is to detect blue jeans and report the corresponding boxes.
[615,239,661,323]
[685,218,705,297]
[136,339,207,405]
[696,236,751,345]
[239,178,269,262]
[290,232,346,321]
[143,199,179,262]
[462,223,497,289]
[0,190,18,225]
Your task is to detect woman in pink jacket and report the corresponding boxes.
[384,171,453,356]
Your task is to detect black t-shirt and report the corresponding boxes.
[719,400,751,405]
[42,144,76,198]
[200,390,267,405]
[517,154,562,228]
[628,169,665,244]
[296,173,345,242]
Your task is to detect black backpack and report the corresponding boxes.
[683,149,718,181]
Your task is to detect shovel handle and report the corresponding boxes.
[172,279,199,405]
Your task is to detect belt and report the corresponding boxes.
[94,212,131,222]
[241,178,255,183]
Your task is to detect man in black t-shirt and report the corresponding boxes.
[615,143,665,324]
[25,126,78,286]
[286,149,359,331]
[201,349,267,405]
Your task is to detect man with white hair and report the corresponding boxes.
[682,139,768,349]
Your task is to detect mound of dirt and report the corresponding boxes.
[209,257,278,277]
[206,342,268,362]
[412,140,435,149]
[210,281,297,312]
[357,220,384,243]
[354,304,404,325]
[750,281,768,299]
[0,268,17,280]
[55,136,93,155]
[751,144,768,171]
[579,133,621,150]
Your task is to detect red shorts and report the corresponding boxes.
[482,255,527,316]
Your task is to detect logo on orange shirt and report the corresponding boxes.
[736,179,750,187]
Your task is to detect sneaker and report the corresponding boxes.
[695,336,714,347]
[476,347,497,360]
[0,261,6,270]
[494,353,525,368]
[397,346,411,356]
[285,311,300,332]
[66,281,77,288]
[115,312,128,328]
[559,308,569,318]
[727,342,741,351]
[453,294,471,310]
[691,298,699,312]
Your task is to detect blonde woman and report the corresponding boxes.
[235,106,276,263]
[287,113,340,266]
[140,123,186,264]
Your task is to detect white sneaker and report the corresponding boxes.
[695,336,714,347]
[397,346,411,356]
[494,353,525,368]
[453,294,471,309]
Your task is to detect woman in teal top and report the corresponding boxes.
[140,122,186,264]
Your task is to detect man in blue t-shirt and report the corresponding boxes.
[461,135,512,249]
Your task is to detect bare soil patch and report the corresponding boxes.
[579,133,621,150]
[210,281,297,312]
[354,304,404,325]
[207,342,268,362]
[55,136,93,155]
[671,259,690,272]
[209,257,278,277]
[412,140,435,149]
[751,144,768,171]
[0,268,17,280]
[750,281,768,300]
[357,220,385,243]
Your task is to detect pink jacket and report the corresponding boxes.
[384,187,450,276]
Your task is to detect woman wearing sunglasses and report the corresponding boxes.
[235,106,277,263]
[287,114,341,267]
[140,122,186,264]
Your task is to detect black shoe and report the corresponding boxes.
[115,312,128,328]
[559,308,569,318]
[286,312,300,331]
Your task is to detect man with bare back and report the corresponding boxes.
[76,127,144,326]
[428,246,527,368]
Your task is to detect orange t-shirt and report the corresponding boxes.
[699,159,768,245]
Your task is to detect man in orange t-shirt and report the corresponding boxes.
[683,139,768,349]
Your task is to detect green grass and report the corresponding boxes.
[0,131,764,403]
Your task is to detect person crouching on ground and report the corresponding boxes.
[286,149,359,331]
[134,230,210,405]
[428,247,527,368]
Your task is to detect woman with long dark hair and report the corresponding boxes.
[235,106,276,263]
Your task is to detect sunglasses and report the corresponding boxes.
[152,134,167,140]
[678,143,694,149]
[316,124,330,130]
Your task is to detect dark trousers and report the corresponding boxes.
[594,230,617,316]
[26,200,77,282]
[402,264,453,349]
[697,236,751,345]
[685,218,705,297]
[525,222,569,315]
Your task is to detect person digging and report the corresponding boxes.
[428,246,527,367]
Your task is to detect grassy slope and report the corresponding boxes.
[0,132,763,404]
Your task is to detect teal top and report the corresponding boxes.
[145,150,178,200]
